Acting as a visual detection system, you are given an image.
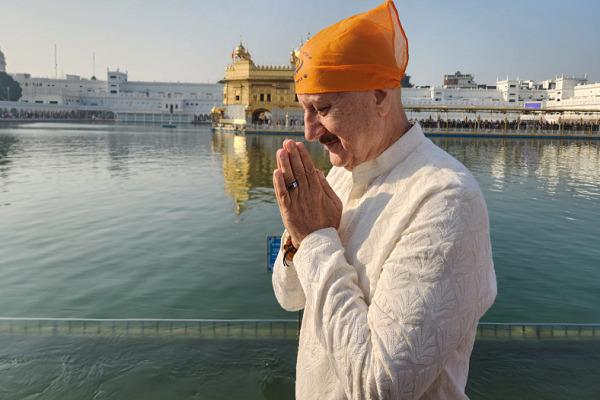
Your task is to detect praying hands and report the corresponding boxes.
[272,140,342,249]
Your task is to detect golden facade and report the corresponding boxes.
[221,43,302,124]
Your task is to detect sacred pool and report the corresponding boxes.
[0,123,599,399]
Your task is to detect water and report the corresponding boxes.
[1,123,599,398]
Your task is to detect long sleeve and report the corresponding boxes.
[272,231,306,312]
[293,186,497,399]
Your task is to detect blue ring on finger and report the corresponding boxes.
[286,180,299,192]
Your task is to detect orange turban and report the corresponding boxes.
[294,0,408,94]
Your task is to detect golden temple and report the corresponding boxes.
[212,43,304,132]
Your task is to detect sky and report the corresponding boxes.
[1,0,599,86]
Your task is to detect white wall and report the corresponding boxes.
[12,70,223,121]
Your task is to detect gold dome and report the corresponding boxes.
[232,42,252,62]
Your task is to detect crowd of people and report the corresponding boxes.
[245,116,600,134]
[0,108,115,121]
[192,114,213,124]
[414,117,600,133]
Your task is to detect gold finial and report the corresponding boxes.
[232,42,252,62]
[290,48,301,67]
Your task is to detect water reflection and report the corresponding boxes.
[0,134,18,164]
[433,138,600,200]
[0,134,19,197]
[212,132,331,214]
[213,134,600,214]
[107,132,132,176]
[489,144,506,192]
[212,134,251,214]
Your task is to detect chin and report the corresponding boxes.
[329,152,350,169]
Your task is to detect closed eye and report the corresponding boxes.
[316,106,330,116]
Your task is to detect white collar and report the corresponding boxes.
[350,123,425,186]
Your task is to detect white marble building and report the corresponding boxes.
[402,74,598,109]
[13,69,223,124]
[399,73,600,122]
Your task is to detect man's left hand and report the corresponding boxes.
[273,140,342,249]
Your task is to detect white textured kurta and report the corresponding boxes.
[272,123,497,399]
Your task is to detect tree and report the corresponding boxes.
[0,72,22,101]
[401,74,414,88]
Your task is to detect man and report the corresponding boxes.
[271,1,497,399]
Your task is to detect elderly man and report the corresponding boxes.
[271,1,497,399]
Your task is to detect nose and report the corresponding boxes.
[304,112,325,142]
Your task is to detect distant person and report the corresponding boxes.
[271,1,497,399]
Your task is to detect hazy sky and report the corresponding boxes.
[1,0,599,86]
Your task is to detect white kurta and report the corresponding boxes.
[272,123,497,400]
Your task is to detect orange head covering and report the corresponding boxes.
[294,0,408,94]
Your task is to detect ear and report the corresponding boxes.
[373,89,393,117]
